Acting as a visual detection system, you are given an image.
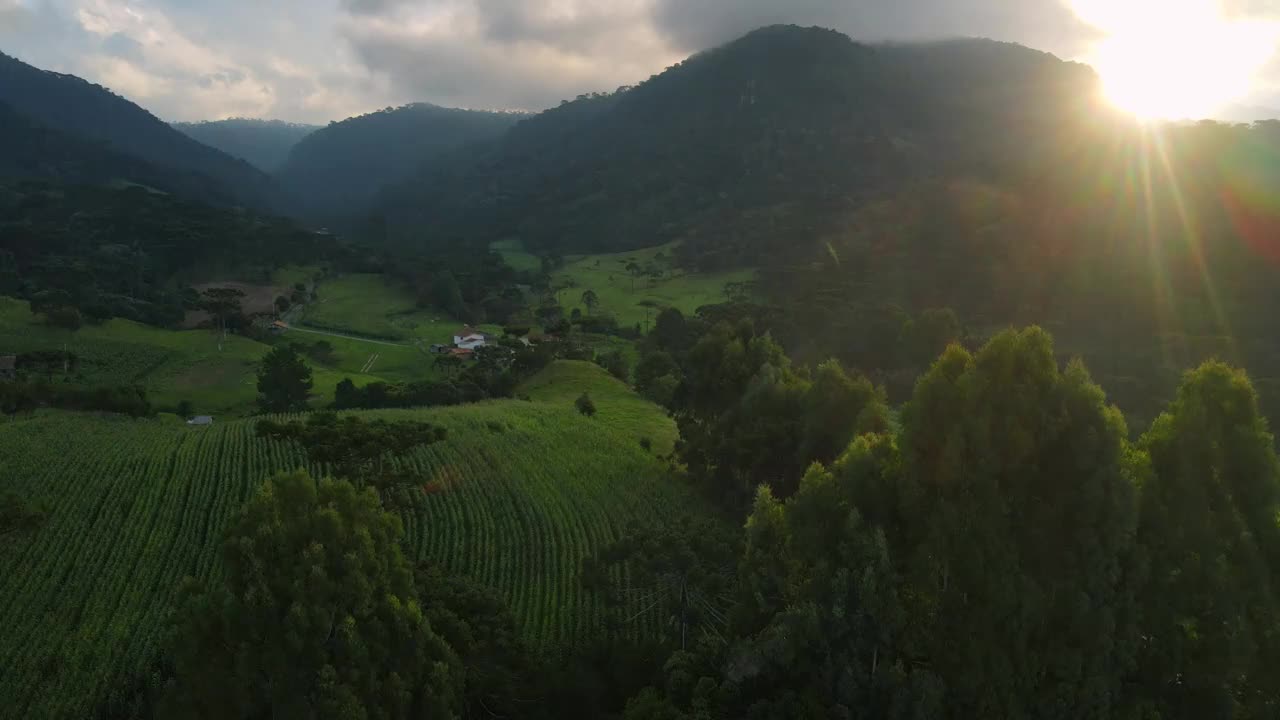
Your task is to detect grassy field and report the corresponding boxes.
[491,238,542,273]
[519,360,677,456]
[0,361,694,718]
[0,297,384,416]
[299,273,471,341]
[546,242,754,327]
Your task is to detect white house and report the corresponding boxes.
[187,416,214,426]
[453,326,491,350]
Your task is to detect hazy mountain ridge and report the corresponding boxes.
[372,26,1101,266]
[275,102,528,221]
[0,52,279,210]
[172,118,320,173]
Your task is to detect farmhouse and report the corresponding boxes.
[448,347,475,360]
[453,326,492,350]
[0,355,14,381]
[186,416,214,426]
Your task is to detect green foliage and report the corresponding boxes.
[256,344,313,413]
[257,413,446,493]
[576,391,597,417]
[596,350,630,382]
[414,563,540,718]
[673,321,887,504]
[0,53,276,208]
[277,103,523,219]
[162,470,462,719]
[1133,361,1280,718]
[0,376,698,717]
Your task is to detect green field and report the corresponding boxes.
[549,242,754,327]
[491,238,542,273]
[0,361,694,718]
[299,273,470,341]
[0,297,385,416]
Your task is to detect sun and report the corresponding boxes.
[1071,0,1280,120]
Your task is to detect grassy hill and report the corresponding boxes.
[0,361,696,717]
[497,240,754,328]
[299,273,497,343]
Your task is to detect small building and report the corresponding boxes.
[448,347,475,360]
[428,343,449,354]
[186,416,214,426]
[453,326,492,350]
[270,320,289,335]
[0,355,15,381]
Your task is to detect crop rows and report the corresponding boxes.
[0,400,697,718]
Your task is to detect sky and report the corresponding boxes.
[1,0,1279,124]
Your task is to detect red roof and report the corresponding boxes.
[448,347,474,358]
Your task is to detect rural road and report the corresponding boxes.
[284,324,409,348]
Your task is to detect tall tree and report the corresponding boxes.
[1133,361,1280,719]
[200,287,246,349]
[256,344,313,412]
[162,471,461,719]
[581,288,600,314]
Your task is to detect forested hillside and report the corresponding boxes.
[171,118,318,172]
[276,103,525,220]
[0,183,358,325]
[0,53,279,210]
[374,29,1097,264]
[0,102,232,203]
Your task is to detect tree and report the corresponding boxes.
[885,327,1140,718]
[1133,362,1280,718]
[200,287,245,348]
[332,378,359,409]
[175,399,194,419]
[162,471,462,719]
[415,563,540,718]
[256,414,446,493]
[596,350,630,382]
[256,344,313,412]
[583,516,737,651]
[582,289,600,314]
[576,392,597,417]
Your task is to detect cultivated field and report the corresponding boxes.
[0,362,697,718]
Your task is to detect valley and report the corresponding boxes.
[2,18,1280,720]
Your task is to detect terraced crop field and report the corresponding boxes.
[0,363,698,718]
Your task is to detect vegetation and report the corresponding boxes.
[162,470,461,719]
[0,52,278,209]
[0,183,358,327]
[277,103,524,220]
[256,344,314,412]
[0,365,696,717]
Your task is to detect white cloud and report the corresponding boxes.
[5,0,1280,122]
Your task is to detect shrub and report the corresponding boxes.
[576,392,597,417]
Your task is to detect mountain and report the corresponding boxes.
[171,118,319,172]
[0,101,233,203]
[374,27,1099,267]
[0,52,279,210]
[275,103,526,220]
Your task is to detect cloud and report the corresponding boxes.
[5,0,1280,123]
[339,0,679,110]
[651,0,1099,57]
[0,0,31,29]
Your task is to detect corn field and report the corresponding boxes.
[0,400,695,718]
